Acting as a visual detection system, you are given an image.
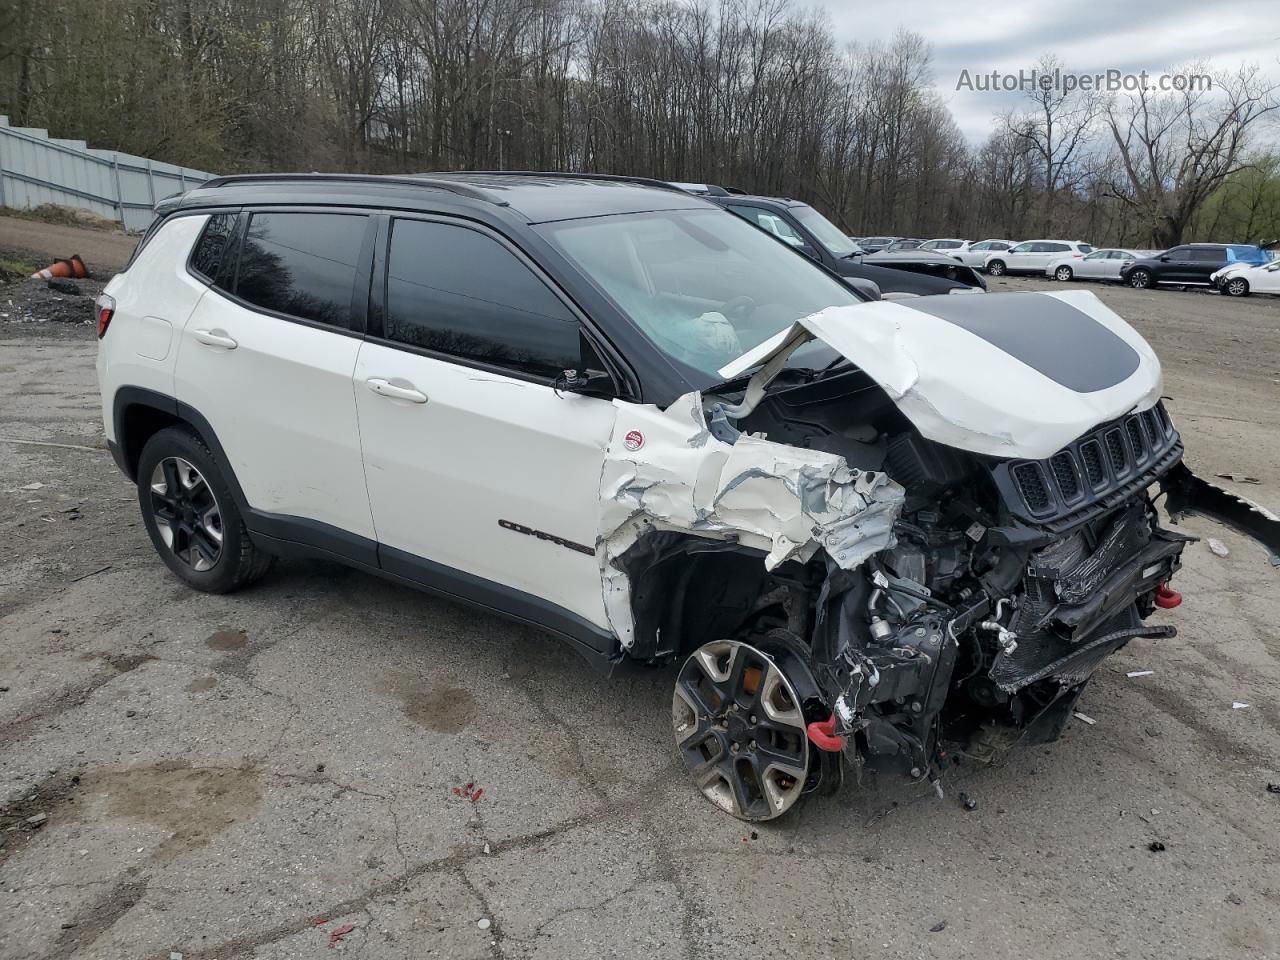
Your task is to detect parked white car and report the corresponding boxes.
[952,239,1015,268]
[1045,248,1151,282]
[917,238,968,256]
[984,240,1094,276]
[1212,258,1280,296]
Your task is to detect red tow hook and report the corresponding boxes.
[1154,583,1183,609]
[806,713,846,752]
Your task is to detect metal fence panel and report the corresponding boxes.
[0,116,216,232]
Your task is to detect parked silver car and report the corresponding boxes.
[952,239,1015,269]
[1046,248,1153,282]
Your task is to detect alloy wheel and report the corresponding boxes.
[1055,266,1072,281]
[1129,271,1151,289]
[149,456,224,572]
[672,640,810,820]
[1226,278,1247,296]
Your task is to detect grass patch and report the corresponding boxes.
[1,203,120,231]
[0,257,35,284]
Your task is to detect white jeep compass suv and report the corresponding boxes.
[97,172,1276,821]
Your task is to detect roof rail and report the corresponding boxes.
[197,172,502,204]
[441,170,689,194]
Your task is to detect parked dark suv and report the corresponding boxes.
[698,193,985,294]
[1120,243,1269,289]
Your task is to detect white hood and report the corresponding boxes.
[719,289,1163,461]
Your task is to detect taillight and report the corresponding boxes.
[95,294,115,339]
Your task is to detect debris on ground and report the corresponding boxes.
[46,277,81,296]
[1232,702,1250,710]
[1207,538,1230,557]
[453,782,483,802]
[1216,473,1262,485]
[1226,893,1243,905]
[958,792,978,812]
[1126,670,1155,678]
[25,813,48,828]
[1073,711,1097,725]
[1148,841,1166,852]
[327,923,356,947]
[477,918,491,930]
[20,482,43,491]
[312,917,329,926]
[930,921,947,933]
[0,274,104,325]
[1265,783,1280,794]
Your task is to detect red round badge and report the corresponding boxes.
[623,430,645,451]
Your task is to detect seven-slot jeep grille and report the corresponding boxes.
[994,402,1182,531]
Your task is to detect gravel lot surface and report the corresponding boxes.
[2,221,1280,959]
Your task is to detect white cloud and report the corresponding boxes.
[809,0,1280,141]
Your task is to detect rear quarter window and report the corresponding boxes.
[190,213,237,282]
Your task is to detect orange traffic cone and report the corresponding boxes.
[31,254,90,280]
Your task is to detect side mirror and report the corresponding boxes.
[555,329,617,399]
[1159,254,1171,261]
[843,277,881,300]
[556,368,615,398]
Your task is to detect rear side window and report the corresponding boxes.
[384,219,580,380]
[234,212,367,329]
[1077,244,1093,253]
[990,242,1010,251]
[190,213,236,281]
[1190,248,1223,262]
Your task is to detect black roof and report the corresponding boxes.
[175,171,709,224]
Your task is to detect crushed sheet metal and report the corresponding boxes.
[598,392,904,647]
[717,290,1163,461]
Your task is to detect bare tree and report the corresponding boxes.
[1103,62,1280,247]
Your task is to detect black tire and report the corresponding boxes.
[1128,268,1152,289]
[136,426,273,593]
[1054,265,1073,281]
[1224,277,1249,297]
[986,259,1006,276]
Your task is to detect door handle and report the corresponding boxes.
[193,328,238,349]
[366,378,428,404]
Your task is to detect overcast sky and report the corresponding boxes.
[811,0,1280,142]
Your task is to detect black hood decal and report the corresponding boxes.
[900,291,1140,393]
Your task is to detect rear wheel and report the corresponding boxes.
[1224,277,1249,297]
[986,259,1006,276]
[137,427,273,593]
[1128,268,1152,289]
[672,639,811,821]
[1054,265,1073,281]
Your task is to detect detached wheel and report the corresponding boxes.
[137,426,272,593]
[1224,277,1249,297]
[672,639,810,821]
[1128,268,1153,289]
[1054,265,1073,281]
[986,259,1006,276]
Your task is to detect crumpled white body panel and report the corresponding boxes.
[720,289,1163,461]
[598,393,904,648]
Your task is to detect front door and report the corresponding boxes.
[353,216,618,631]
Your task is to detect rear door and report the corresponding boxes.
[353,215,619,631]
[174,209,377,550]
[1188,247,1227,283]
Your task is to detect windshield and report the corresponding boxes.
[791,205,859,257]
[538,208,859,379]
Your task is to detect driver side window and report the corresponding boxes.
[1010,242,1033,253]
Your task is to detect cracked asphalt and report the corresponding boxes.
[2,259,1280,959]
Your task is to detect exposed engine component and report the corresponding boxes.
[667,390,1214,820]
